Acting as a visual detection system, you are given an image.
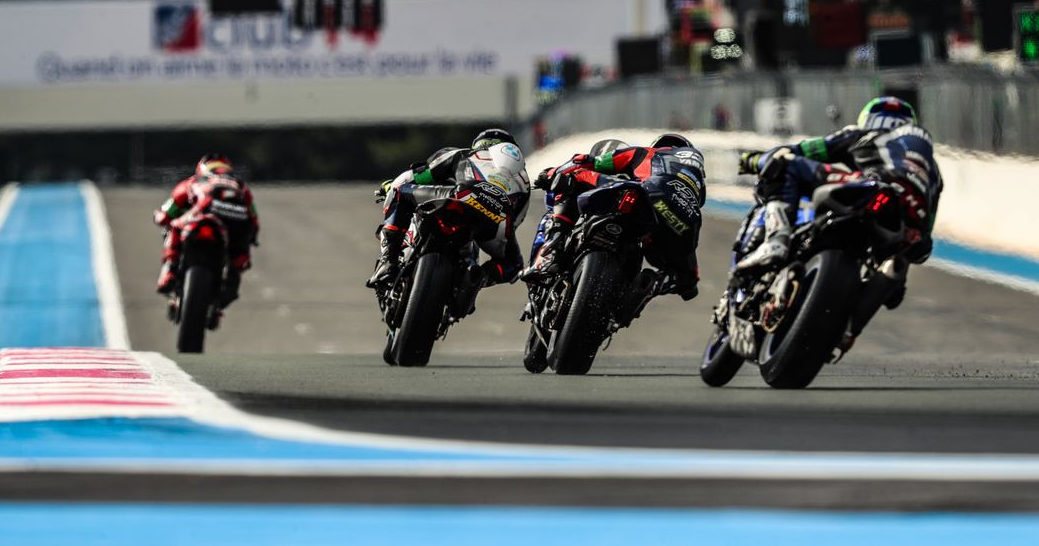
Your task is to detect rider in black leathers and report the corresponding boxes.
[735,96,943,311]
[521,133,706,301]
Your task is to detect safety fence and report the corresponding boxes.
[516,66,1039,158]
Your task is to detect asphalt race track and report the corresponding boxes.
[62,183,1039,510]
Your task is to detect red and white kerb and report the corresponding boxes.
[0,348,181,421]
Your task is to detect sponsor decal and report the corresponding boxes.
[157,5,312,54]
[210,199,250,221]
[463,195,505,224]
[154,4,202,53]
[669,176,702,205]
[500,143,522,161]
[671,150,704,171]
[484,176,511,194]
[653,201,691,235]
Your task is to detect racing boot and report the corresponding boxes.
[520,220,573,285]
[219,268,242,309]
[156,259,178,295]
[366,227,404,289]
[736,200,793,272]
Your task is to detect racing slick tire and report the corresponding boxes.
[700,325,745,387]
[177,265,213,353]
[549,251,621,375]
[392,252,452,367]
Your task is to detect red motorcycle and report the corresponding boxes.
[165,178,253,353]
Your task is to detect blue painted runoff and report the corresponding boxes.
[0,418,564,462]
[0,183,104,348]
[2,504,1039,546]
[706,197,1039,283]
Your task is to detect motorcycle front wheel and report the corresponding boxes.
[177,265,213,353]
[700,325,745,387]
[548,251,621,375]
[382,329,397,365]
[392,252,453,367]
[523,324,549,374]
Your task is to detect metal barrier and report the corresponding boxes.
[517,67,1039,157]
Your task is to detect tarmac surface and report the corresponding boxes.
[73,183,1039,509]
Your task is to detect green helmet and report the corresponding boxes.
[857,96,918,130]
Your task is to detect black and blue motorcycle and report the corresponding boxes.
[701,178,921,389]
[522,178,700,375]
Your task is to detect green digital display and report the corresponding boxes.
[1019,9,1039,62]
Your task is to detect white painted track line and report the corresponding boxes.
[81,181,131,350]
[0,183,18,233]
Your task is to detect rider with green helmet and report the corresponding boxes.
[736,96,943,308]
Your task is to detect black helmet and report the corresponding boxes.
[589,139,629,156]
[472,128,516,150]
[427,146,462,163]
[650,133,692,149]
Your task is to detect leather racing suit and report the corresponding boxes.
[368,142,531,287]
[526,144,706,300]
[153,174,260,306]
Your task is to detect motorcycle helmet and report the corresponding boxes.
[196,153,234,178]
[427,146,463,163]
[650,133,693,149]
[857,96,918,130]
[589,139,629,156]
[472,128,517,150]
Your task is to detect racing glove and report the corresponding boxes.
[153,209,170,226]
[376,179,393,198]
[534,167,555,191]
[738,151,763,175]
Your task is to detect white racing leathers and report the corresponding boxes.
[383,142,531,281]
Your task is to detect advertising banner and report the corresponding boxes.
[0,0,665,87]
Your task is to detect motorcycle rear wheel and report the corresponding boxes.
[700,325,745,387]
[548,251,621,375]
[758,249,859,389]
[392,252,452,367]
[177,265,213,353]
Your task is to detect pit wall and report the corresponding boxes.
[525,129,1039,261]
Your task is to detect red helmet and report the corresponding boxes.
[196,153,234,178]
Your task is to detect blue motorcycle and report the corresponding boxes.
[701,179,918,388]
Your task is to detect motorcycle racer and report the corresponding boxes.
[367,128,531,289]
[736,96,943,309]
[153,153,259,309]
[521,133,706,300]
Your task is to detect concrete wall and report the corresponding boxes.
[0,76,534,130]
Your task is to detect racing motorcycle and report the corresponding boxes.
[701,178,921,389]
[165,182,253,353]
[522,178,700,375]
[375,181,511,367]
